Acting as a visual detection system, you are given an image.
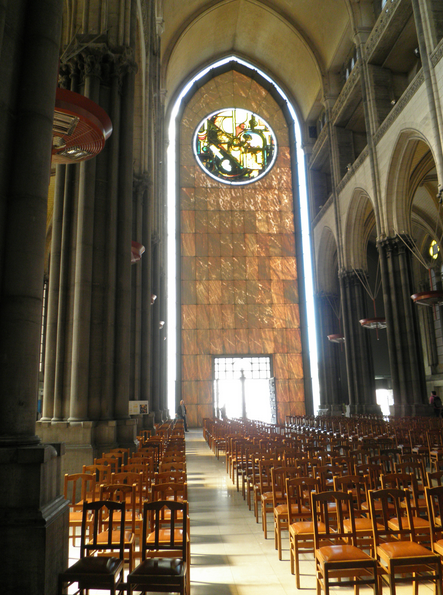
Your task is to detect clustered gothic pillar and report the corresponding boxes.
[316,293,347,414]
[0,2,69,594]
[38,44,139,470]
[378,236,428,415]
[339,271,380,415]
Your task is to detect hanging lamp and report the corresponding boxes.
[327,334,345,343]
[52,88,112,164]
[131,241,145,264]
[353,265,386,339]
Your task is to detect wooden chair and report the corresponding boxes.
[127,500,188,595]
[425,485,443,558]
[427,469,443,487]
[369,487,442,595]
[271,465,299,559]
[58,500,125,595]
[312,490,379,595]
[83,463,112,497]
[287,476,322,588]
[98,483,137,571]
[63,472,96,546]
[259,459,276,538]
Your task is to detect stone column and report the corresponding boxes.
[378,236,428,415]
[339,271,379,415]
[316,293,347,415]
[0,2,69,594]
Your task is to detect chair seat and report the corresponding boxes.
[63,556,124,576]
[378,540,434,558]
[147,528,184,542]
[317,544,373,562]
[290,521,326,535]
[344,518,383,532]
[97,530,133,544]
[388,516,430,530]
[130,557,184,576]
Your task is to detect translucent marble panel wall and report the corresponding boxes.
[179,71,305,426]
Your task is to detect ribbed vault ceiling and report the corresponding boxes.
[161,0,353,121]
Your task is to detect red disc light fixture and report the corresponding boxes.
[52,88,112,164]
[131,241,145,264]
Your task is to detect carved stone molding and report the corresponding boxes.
[309,124,329,169]
[331,62,361,124]
[336,146,369,195]
[431,37,443,67]
[312,192,334,227]
[365,0,401,59]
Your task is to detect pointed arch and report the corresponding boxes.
[342,188,376,271]
[316,226,339,294]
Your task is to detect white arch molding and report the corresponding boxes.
[165,55,320,417]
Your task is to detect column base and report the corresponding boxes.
[0,443,69,595]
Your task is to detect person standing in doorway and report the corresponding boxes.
[430,391,442,418]
[180,399,188,431]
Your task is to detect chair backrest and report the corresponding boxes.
[427,470,443,487]
[140,500,187,561]
[333,474,369,514]
[64,472,96,507]
[154,470,187,484]
[80,500,125,559]
[83,463,112,486]
[312,490,356,549]
[425,485,443,550]
[369,487,415,544]
[286,476,320,525]
[99,483,137,534]
[152,481,187,502]
[271,466,298,506]
[258,459,275,491]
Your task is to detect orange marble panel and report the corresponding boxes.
[181,381,199,404]
[245,234,258,256]
[181,211,195,233]
[221,305,235,329]
[286,329,302,353]
[275,146,291,168]
[195,305,209,330]
[209,330,224,354]
[267,211,281,235]
[260,304,274,328]
[246,257,258,280]
[270,257,283,280]
[234,329,249,354]
[278,190,293,212]
[182,305,197,330]
[208,257,221,280]
[182,330,198,354]
[195,257,208,280]
[180,165,196,188]
[195,211,208,234]
[218,187,232,210]
[271,280,285,304]
[233,280,247,304]
[220,233,233,256]
[266,189,280,211]
[231,189,245,211]
[180,188,195,210]
[208,233,221,256]
[209,304,222,328]
[207,211,220,233]
[256,234,269,256]
[244,212,256,233]
[273,329,287,353]
[196,355,213,380]
[195,234,208,256]
[232,234,246,257]
[182,356,196,381]
[208,281,222,305]
[249,329,265,354]
[221,280,235,304]
[222,330,236,354]
[181,257,195,280]
[181,280,197,305]
[234,304,248,329]
[195,166,218,188]
[246,280,259,305]
[273,304,287,328]
[269,234,283,257]
[258,258,271,280]
[258,280,272,304]
[207,190,219,211]
[247,305,260,329]
[281,257,297,280]
[256,211,268,233]
[281,233,296,256]
[197,404,215,427]
[219,211,232,233]
[181,234,195,257]
[275,379,290,402]
[232,211,245,233]
[195,188,208,210]
[286,354,304,379]
[281,212,295,233]
[283,281,298,304]
[196,280,209,304]
[233,257,246,280]
[198,381,214,404]
[196,330,210,354]
[285,304,300,328]
[220,257,233,280]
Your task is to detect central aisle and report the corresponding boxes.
[185,429,312,595]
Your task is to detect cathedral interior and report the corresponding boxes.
[1,0,443,592]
